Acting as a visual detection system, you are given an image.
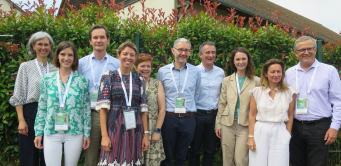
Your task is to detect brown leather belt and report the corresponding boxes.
[166,111,194,117]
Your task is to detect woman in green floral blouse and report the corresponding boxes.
[33,41,91,165]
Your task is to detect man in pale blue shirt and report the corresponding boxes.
[78,25,120,166]
[285,36,341,166]
[157,38,201,166]
[189,41,224,166]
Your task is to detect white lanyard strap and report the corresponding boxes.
[118,69,133,107]
[170,63,189,97]
[35,59,49,78]
[296,62,319,94]
[90,54,109,89]
[236,73,241,96]
[56,70,74,108]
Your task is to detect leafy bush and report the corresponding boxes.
[0,0,340,165]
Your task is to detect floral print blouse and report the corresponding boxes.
[34,71,91,137]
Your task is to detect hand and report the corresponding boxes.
[215,129,221,139]
[324,128,338,145]
[101,136,111,151]
[247,137,256,152]
[142,134,149,151]
[151,133,160,144]
[83,137,90,149]
[34,136,43,149]
[18,121,28,136]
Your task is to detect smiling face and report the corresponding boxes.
[136,60,152,80]
[265,64,283,85]
[89,28,110,53]
[118,47,136,69]
[172,42,191,64]
[294,39,316,67]
[234,52,248,72]
[32,37,51,58]
[58,47,74,69]
[199,45,216,67]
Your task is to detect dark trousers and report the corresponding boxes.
[19,102,45,166]
[189,111,218,166]
[290,118,331,166]
[161,114,196,166]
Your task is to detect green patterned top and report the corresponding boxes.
[34,71,91,137]
[235,76,246,119]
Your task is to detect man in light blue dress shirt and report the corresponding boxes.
[77,25,120,166]
[285,36,341,166]
[157,38,201,166]
[189,41,224,166]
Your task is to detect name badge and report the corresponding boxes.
[296,98,308,114]
[175,98,186,113]
[90,91,98,107]
[55,113,68,131]
[124,109,136,130]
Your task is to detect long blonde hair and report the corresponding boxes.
[260,59,288,92]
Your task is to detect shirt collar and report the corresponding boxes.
[198,62,214,72]
[90,52,108,61]
[265,86,279,93]
[172,60,187,70]
[296,58,319,71]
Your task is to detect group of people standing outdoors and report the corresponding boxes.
[10,24,341,166]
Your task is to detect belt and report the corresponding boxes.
[166,111,194,117]
[91,109,98,112]
[197,109,218,114]
[294,117,331,125]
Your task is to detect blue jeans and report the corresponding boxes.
[189,110,218,166]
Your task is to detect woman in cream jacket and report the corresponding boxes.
[215,47,260,166]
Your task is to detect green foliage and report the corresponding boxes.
[0,0,340,165]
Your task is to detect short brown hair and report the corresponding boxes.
[89,25,109,40]
[134,53,154,67]
[230,47,255,79]
[117,41,137,56]
[260,59,288,92]
[52,41,79,71]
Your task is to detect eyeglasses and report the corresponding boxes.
[35,43,50,47]
[139,53,152,57]
[174,48,191,54]
[296,47,315,54]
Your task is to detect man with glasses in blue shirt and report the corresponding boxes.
[157,38,201,166]
[285,36,341,166]
[78,25,120,166]
[189,41,224,166]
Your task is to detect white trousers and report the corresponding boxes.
[249,121,291,166]
[44,133,83,166]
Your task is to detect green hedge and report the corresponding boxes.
[0,0,340,165]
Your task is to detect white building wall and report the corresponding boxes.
[0,0,24,15]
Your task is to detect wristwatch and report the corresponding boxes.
[154,128,161,133]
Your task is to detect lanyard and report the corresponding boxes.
[170,63,189,97]
[296,62,319,94]
[90,54,108,89]
[35,59,49,78]
[236,73,241,96]
[118,69,133,108]
[56,70,74,109]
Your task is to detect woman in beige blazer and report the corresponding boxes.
[215,47,260,166]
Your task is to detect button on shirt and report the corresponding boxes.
[157,62,201,112]
[78,53,120,108]
[285,59,341,130]
[196,63,224,110]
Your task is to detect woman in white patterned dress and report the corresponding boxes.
[135,54,166,166]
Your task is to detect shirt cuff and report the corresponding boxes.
[96,100,110,111]
[141,104,148,112]
[35,131,43,136]
[330,122,340,131]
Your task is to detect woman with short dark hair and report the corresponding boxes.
[10,31,57,166]
[33,41,91,165]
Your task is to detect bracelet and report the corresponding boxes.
[248,135,254,138]
[18,117,25,123]
[154,128,161,133]
[144,131,149,134]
